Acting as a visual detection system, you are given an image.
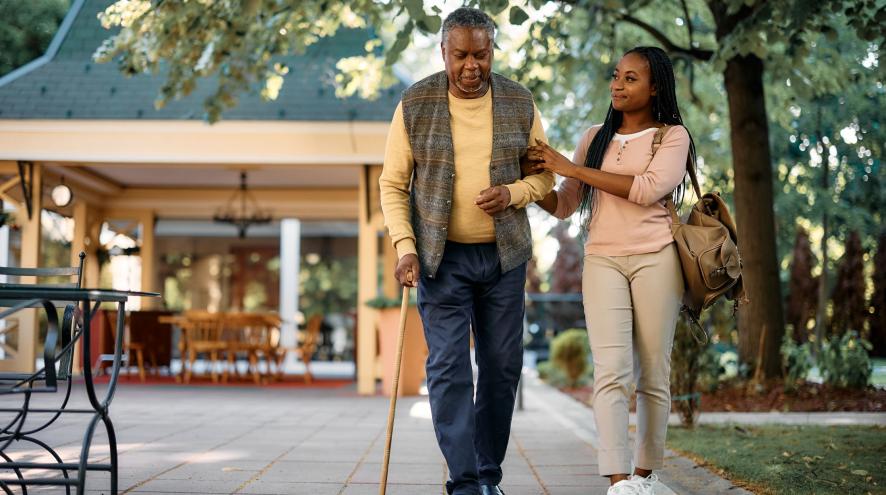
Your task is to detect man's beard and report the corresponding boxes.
[455,73,488,94]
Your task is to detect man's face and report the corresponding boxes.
[441,26,493,98]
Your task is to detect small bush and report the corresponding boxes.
[696,344,729,392]
[670,318,708,426]
[549,328,592,388]
[818,331,873,389]
[781,325,814,391]
[537,360,571,388]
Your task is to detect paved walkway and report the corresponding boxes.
[4,374,814,495]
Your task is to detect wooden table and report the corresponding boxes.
[159,313,283,384]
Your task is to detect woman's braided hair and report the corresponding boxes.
[577,46,697,228]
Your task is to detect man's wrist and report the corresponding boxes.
[503,184,519,207]
[394,238,418,260]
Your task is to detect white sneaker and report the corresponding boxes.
[629,473,659,495]
[606,478,641,495]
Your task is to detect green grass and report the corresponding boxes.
[667,425,886,495]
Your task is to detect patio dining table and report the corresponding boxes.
[158,313,283,384]
[0,286,158,494]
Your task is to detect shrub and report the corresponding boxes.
[670,318,708,427]
[537,360,571,389]
[829,232,867,338]
[785,227,818,343]
[781,325,814,391]
[670,302,741,427]
[818,330,873,389]
[549,328,591,388]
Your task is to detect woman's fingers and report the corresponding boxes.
[526,142,563,171]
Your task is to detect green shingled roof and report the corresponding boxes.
[0,0,405,121]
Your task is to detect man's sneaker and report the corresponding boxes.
[629,473,659,494]
[606,478,641,495]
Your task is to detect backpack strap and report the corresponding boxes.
[652,126,683,225]
[652,125,702,201]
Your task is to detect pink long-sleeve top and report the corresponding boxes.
[553,125,690,256]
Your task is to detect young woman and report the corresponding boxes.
[527,46,694,495]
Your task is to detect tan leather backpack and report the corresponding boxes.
[652,126,746,340]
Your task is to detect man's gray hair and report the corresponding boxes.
[442,7,495,44]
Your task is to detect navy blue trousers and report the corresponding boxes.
[418,241,526,495]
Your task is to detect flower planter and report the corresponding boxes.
[377,305,427,397]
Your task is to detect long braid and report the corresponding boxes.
[578,46,698,228]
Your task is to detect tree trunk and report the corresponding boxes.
[814,105,829,349]
[786,227,817,343]
[722,55,785,379]
[870,232,886,357]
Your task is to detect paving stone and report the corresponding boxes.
[0,377,752,495]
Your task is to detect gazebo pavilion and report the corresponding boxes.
[0,0,407,395]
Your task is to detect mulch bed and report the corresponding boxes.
[561,381,886,412]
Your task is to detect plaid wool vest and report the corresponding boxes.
[401,71,534,278]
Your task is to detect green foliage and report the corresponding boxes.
[785,228,818,341]
[537,358,593,389]
[818,330,874,389]
[768,20,884,274]
[536,359,570,389]
[508,6,529,26]
[92,0,445,122]
[872,233,886,356]
[781,325,814,390]
[0,0,69,77]
[549,328,591,388]
[91,0,885,377]
[364,294,413,309]
[780,326,873,390]
[671,298,742,426]
[299,256,358,319]
[0,211,14,229]
[670,317,707,426]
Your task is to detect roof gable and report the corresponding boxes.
[0,0,404,121]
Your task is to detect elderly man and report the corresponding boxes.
[379,8,553,495]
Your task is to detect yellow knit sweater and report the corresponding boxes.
[379,89,553,258]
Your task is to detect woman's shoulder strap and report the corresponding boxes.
[651,125,699,198]
[652,124,687,152]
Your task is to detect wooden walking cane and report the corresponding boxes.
[379,277,411,495]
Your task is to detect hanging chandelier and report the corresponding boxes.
[212,171,272,238]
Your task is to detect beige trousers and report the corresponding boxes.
[582,243,683,476]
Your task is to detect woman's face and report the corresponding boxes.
[609,52,656,114]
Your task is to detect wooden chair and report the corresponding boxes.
[180,312,227,383]
[222,313,279,384]
[274,314,322,384]
[94,310,144,381]
[127,310,174,381]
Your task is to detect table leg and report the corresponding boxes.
[79,301,125,495]
[177,329,187,383]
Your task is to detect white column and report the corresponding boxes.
[279,218,301,372]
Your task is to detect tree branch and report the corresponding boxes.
[678,0,702,106]
[618,12,714,61]
[679,0,695,45]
